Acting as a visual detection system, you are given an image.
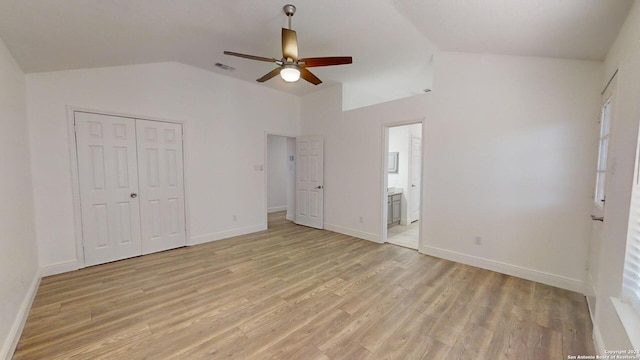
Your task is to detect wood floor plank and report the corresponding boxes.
[445,322,494,360]
[318,286,409,355]
[527,323,563,360]
[356,285,431,353]
[367,310,442,360]
[13,211,595,359]
[258,307,351,359]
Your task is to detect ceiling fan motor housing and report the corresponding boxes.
[283,4,296,17]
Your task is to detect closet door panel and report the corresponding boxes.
[136,120,186,254]
[75,112,142,266]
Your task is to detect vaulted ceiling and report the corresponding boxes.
[0,0,633,96]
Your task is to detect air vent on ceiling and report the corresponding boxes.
[215,63,236,71]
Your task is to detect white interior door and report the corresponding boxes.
[295,136,324,229]
[409,136,422,223]
[75,112,142,266]
[587,76,616,317]
[136,119,187,254]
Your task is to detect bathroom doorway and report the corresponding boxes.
[382,122,423,249]
[266,134,296,228]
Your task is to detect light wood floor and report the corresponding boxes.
[14,212,594,359]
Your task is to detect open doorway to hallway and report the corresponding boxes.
[383,122,422,249]
[266,134,296,228]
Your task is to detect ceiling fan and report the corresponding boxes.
[223,4,352,85]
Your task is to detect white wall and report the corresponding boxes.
[425,52,601,291]
[589,0,640,352]
[0,36,38,359]
[26,62,300,274]
[301,51,602,292]
[267,135,287,212]
[603,0,640,90]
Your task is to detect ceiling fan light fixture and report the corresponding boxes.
[224,4,351,86]
[280,64,300,82]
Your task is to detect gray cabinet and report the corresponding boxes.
[387,193,401,226]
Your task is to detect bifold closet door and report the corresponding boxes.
[75,112,142,266]
[136,119,187,254]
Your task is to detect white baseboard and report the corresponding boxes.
[40,260,79,277]
[189,224,267,246]
[324,223,381,243]
[267,206,287,213]
[1,270,40,360]
[593,324,605,355]
[420,245,584,293]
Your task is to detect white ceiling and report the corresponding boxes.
[393,0,634,61]
[0,0,633,96]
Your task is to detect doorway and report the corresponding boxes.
[266,134,296,227]
[265,134,325,230]
[383,122,423,250]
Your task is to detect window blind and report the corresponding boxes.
[624,166,640,314]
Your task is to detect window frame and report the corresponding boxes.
[594,97,613,208]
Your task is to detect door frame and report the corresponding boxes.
[381,118,426,248]
[263,131,298,228]
[408,135,422,224]
[67,106,191,268]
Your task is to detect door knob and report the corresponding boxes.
[412,184,416,187]
[130,193,138,198]
[315,185,324,189]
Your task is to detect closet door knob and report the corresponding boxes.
[130,193,138,198]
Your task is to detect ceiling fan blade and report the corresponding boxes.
[300,56,353,67]
[282,28,299,61]
[257,68,282,83]
[224,51,277,63]
[300,67,322,85]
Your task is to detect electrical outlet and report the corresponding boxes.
[233,215,237,222]
[359,216,364,223]
[474,235,482,245]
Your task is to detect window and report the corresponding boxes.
[595,98,613,206]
